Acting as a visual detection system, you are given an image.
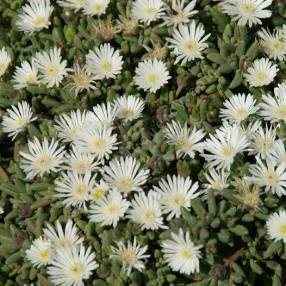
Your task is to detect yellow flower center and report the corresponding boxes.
[143,210,156,223]
[257,72,266,81]
[121,108,134,118]
[275,106,286,120]
[57,239,69,248]
[73,184,87,199]
[212,179,222,190]
[181,248,191,258]
[93,188,105,200]
[46,65,59,76]
[25,73,36,82]
[94,3,102,12]
[73,73,89,88]
[91,137,106,152]
[74,160,88,174]
[0,63,7,76]
[256,138,273,153]
[242,3,254,14]
[170,194,184,208]
[266,171,279,186]
[70,263,83,277]
[221,145,233,157]
[178,137,191,151]
[145,7,155,15]
[117,177,133,193]
[121,250,136,264]
[235,107,247,120]
[272,40,284,51]
[106,203,117,215]
[36,155,51,170]
[185,41,198,53]
[100,61,111,72]
[279,225,286,235]
[33,16,46,27]
[15,118,25,127]
[39,249,49,260]
[148,73,158,83]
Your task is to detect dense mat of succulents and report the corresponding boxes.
[1,0,286,285]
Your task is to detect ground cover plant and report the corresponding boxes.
[0,0,286,285]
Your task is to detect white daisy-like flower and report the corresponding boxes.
[202,168,229,196]
[164,120,205,159]
[34,47,69,88]
[269,140,286,165]
[47,245,98,286]
[266,210,286,243]
[0,47,11,78]
[244,58,278,87]
[43,219,83,251]
[66,62,97,96]
[167,22,210,65]
[86,43,123,80]
[57,0,85,12]
[134,59,170,93]
[258,27,286,61]
[259,83,286,123]
[201,123,249,170]
[102,156,149,196]
[75,126,118,160]
[26,237,53,268]
[89,190,130,227]
[83,0,110,16]
[64,147,99,175]
[12,60,38,90]
[88,102,117,129]
[153,175,199,220]
[249,124,277,159]
[2,101,37,140]
[132,0,165,25]
[110,237,150,276]
[16,0,53,34]
[161,229,202,275]
[114,95,145,122]
[20,137,65,179]
[161,0,198,27]
[219,93,258,123]
[242,120,262,139]
[54,109,91,143]
[54,172,95,209]
[127,192,166,230]
[220,0,272,27]
[89,179,109,201]
[248,157,286,197]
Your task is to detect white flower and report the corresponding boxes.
[47,245,98,286]
[202,168,229,195]
[2,101,36,140]
[259,83,286,123]
[134,59,170,93]
[249,124,277,159]
[167,22,210,65]
[54,172,95,209]
[26,237,53,268]
[12,60,38,90]
[258,27,286,61]
[34,47,69,87]
[89,190,130,227]
[16,0,53,34]
[83,0,110,16]
[86,43,123,80]
[66,62,97,96]
[57,0,85,12]
[132,0,165,25]
[0,47,11,77]
[161,0,198,27]
[266,210,286,243]
[201,123,249,170]
[153,175,199,220]
[20,137,65,179]
[127,192,165,230]
[75,126,117,160]
[220,0,272,27]
[102,156,149,196]
[244,58,278,87]
[89,179,109,201]
[242,120,262,139]
[164,120,205,159]
[219,93,258,123]
[43,219,83,250]
[114,95,145,122]
[64,147,99,175]
[54,109,91,143]
[161,229,202,275]
[88,102,117,129]
[111,237,150,276]
[269,140,286,165]
[248,157,286,197]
